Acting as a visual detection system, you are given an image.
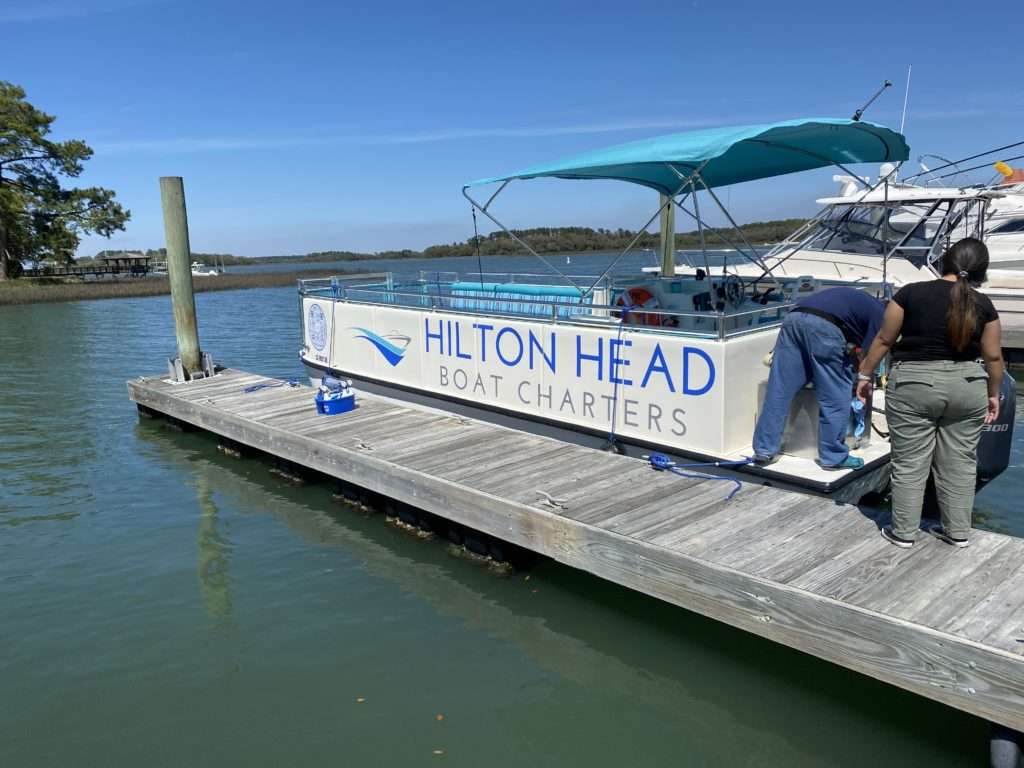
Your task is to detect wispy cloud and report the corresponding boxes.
[92,117,722,155]
[92,136,320,154]
[373,118,721,144]
[0,0,164,23]
[871,106,995,122]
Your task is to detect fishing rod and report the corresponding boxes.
[902,140,1024,183]
[923,151,1024,182]
[852,79,892,122]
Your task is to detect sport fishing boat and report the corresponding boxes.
[191,261,219,277]
[911,153,1024,268]
[661,148,1024,315]
[298,118,1016,502]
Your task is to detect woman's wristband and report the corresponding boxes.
[856,372,872,382]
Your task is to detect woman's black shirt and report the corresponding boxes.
[892,280,998,362]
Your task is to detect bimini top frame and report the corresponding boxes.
[462,118,910,297]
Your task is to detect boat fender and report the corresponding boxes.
[990,723,1023,768]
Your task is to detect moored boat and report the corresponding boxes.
[298,118,1015,502]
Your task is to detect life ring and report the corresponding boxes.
[615,287,662,326]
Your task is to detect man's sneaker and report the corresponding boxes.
[752,454,778,467]
[881,525,915,548]
[821,455,865,471]
[927,523,969,548]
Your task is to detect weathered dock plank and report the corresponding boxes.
[127,369,1024,731]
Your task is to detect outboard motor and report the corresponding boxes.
[977,371,1017,490]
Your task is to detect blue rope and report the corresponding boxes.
[648,452,751,501]
[244,379,300,393]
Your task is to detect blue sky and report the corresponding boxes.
[5,0,1023,257]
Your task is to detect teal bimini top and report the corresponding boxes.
[466,118,909,195]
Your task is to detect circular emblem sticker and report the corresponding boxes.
[308,304,327,351]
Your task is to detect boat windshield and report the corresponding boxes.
[801,199,982,267]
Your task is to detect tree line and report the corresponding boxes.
[0,82,127,280]
[0,78,808,278]
[88,219,807,267]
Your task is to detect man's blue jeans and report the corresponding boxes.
[752,312,853,466]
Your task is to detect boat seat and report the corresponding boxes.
[448,282,592,318]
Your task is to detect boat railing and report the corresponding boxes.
[416,270,633,290]
[298,275,790,340]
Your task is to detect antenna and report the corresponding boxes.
[852,79,893,122]
[899,65,912,134]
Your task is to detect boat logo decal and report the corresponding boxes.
[350,328,410,366]
[308,304,327,351]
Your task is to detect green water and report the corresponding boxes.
[3,287,1022,767]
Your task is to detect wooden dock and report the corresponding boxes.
[128,368,1024,732]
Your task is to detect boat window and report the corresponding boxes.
[805,204,892,256]
[803,201,948,261]
[991,218,1024,234]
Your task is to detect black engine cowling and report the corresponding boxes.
[977,371,1016,490]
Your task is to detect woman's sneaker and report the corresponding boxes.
[881,526,915,548]
[927,524,969,548]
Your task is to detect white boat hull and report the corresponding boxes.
[299,294,890,498]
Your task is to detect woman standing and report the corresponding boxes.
[856,238,1004,548]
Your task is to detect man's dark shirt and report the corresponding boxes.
[796,287,885,349]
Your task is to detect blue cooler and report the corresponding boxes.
[315,378,356,415]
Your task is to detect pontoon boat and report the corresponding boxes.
[298,118,1015,502]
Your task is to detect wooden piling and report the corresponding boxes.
[159,176,201,374]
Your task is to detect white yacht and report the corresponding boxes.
[982,182,1024,268]
[191,260,220,277]
[298,118,1015,503]
[672,158,1024,315]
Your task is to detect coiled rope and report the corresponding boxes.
[647,452,752,501]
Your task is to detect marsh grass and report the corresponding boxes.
[0,270,370,306]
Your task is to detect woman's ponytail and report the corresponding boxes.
[942,238,989,352]
[947,271,976,352]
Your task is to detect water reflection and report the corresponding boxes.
[132,419,985,767]
[3,277,1016,767]
[0,510,79,527]
[194,467,233,623]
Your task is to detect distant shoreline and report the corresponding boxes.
[0,269,373,307]
[84,220,804,268]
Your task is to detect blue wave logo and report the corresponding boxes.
[350,327,410,367]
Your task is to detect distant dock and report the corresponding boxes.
[128,368,1024,734]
